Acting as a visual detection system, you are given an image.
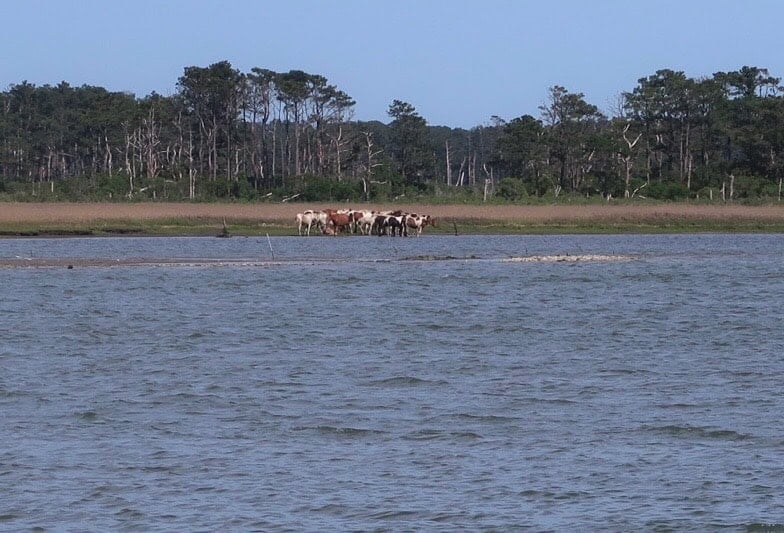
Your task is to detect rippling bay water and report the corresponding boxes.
[2,234,784,530]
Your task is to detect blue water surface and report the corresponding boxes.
[2,234,784,530]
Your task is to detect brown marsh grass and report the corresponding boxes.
[2,202,784,222]
[2,202,784,233]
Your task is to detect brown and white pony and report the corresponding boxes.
[405,214,435,236]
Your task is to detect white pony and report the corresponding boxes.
[295,210,318,236]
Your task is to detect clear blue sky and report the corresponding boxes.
[1,0,783,128]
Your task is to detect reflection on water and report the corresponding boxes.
[2,234,784,530]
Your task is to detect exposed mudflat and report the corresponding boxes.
[0,253,633,269]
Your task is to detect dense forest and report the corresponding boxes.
[1,61,783,202]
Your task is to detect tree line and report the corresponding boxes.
[1,61,783,202]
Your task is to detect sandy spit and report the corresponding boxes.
[500,254,634,262]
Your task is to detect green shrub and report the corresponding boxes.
[299,175,362,202]
[98,174,130,199]
[586,171,624,198]
[369,180,392,201]
[733,175,768,199]
[761,181,782,198]
[231,176,258,201]
[199,177,259,200]
[694,186,719,201]
[647,181,690,200]
[497,177,528,201]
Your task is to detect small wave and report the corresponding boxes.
[746,523,784,532]
[402,427,486,440]
[74,410,102,423]
[0,388,27,399]
[599,368,652,376]
[447,413,522,423]
[402,427,486,441]
[518,397,578,406]
[366,509,421,520]
[258,380,308,389]
[554,490,593,500]
[293,425,388,438]
[194,486,226,493]
[310,503,350,515]
[187,331,211,339]
[519,489,554,498]
[88,484,116,498]
[115,508,145,519]
[451,431,483,440]
[402,429,447,441]
[139,465,178,474]
[421,323,451,331]
[642,424,752,441]
[431,511,470,522]
[653,402,708,409]
[518,489,592,501]
[367,376,447,387]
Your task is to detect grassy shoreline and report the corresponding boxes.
[2,202,784,236]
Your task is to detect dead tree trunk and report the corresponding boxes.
[482,163,494,202]
[445,140,452,186]
[456,157,466,187]
[362,131,384,202]
[621,123,642,198]
[729,173,735,200]
[187,129,196,200]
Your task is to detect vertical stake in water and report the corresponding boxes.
[266,233,275,260]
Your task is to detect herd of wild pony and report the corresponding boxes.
[295,209,436,237]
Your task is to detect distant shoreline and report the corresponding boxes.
[2,202,784,236]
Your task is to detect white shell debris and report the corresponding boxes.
[500,254,633,263]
